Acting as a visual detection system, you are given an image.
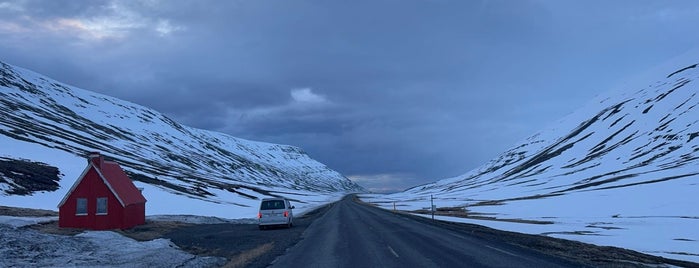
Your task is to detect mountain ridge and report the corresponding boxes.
[0,60,363,203]
[404,60,699,199]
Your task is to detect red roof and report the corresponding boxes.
[99,161,147,206]
[57,152,147,210]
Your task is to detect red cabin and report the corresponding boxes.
[58,152,147,230]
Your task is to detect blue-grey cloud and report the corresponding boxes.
[2,0,699,191]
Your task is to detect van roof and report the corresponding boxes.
[261,197,288,201]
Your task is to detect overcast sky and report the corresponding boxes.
[2,0,699,192]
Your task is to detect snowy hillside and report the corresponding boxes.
[363,55,699,262]
[0,60,362,218]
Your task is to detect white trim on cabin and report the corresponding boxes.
[57,164,92,208]
[96,197,108,215]
[75,198,88,216]
[93,162,126,207]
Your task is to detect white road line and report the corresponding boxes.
[485,245,520,258]
[387,246,400,258]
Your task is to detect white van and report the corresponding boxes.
[258,197,294,230]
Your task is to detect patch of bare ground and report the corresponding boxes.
[410,207,555,225]
[23,217,194,240]
[470,200,506,206]
[222,242,274,268]
[115,221,194,241]
[585,224,625,230]
[0,205,58,217]
[28,220,83,236]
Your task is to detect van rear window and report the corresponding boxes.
[261,200,285,210]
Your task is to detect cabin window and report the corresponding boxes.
[76,198,87,215]
[96,197,108,215]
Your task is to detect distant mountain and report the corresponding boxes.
[0,61,363,201]
[373,54,699,262]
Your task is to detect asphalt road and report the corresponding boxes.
[269,195,579,268]
[161,196,695,267]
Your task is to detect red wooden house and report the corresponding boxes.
[58,152,147,230]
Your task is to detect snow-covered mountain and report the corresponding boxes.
[404,63,699,201]
[364,54,699,262]
[0,60,362,217]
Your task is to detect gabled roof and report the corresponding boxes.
[58,160,146,208]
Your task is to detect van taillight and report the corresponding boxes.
[283,211,289,217]
[258,212,262,219]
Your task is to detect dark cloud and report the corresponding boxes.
[2,0,699,191]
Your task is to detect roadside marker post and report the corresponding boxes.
[431,195,434,220]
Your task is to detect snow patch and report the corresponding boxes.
[0,218,225,267]
[0,215,57,228]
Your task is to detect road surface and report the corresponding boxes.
[269,195,579,268]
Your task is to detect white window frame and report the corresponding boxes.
[96,197,108,215]
[76,198,88,216]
